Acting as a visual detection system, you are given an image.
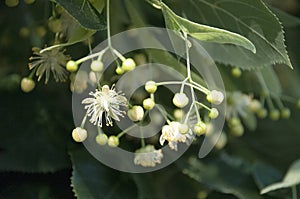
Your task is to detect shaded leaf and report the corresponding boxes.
[183,156,262,199]
[182,0,292,69]
[56,0,106,30]
[161,2,256,53]
[70,148,137,199]
[261,159,300,194]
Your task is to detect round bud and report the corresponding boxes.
[19,27,30,38]
[35,26,47,38]
[48,18,62,33]
[281,108,291,119]
[5,0,19,7]
[230,124,244,137]
[269,109,280,121]
[231,67,242,78]
[257,108,268,119]
[21,77,35,93]
[206,90,224,105]
[249,99,261,113]
[66,60,78,72]
[174,109,185,121]
[90,60,104,72]
[108,136,119,147]
[143,98,155,110]
[209,108,219,119]
[193,122,207,136]
[229,117,241,126]
[115,67,124,75]
[145,81,157,93]
[128,106,144,122]
[179,124,189,134]
[173,93,189,108]
[96,134,108,145]
[72,127,87,142]
[122,58,136,71]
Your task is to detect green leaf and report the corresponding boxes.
[270,7,300,28]
[261,159,300,194]
[161,3,256,53]
[56,0,106,30]
[183,156,263,199]
[0,91,71,173]
[257,66,282,96]
[181,0,292,69]
[70,148,137,199]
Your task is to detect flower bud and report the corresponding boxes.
[128,106,144,122]
[230,124,244,137]
[208,108,219,119]
[108,136,119,147]
[143,98,155,110]
[72,127,87,142]
[96,133,108,145]
[179,124,189,134]
[281,108,291,119]
[174,109,185,121]
[257,108,268,118]
[249,99,261,113]
[215,133,227,150]
[206,90,224,105]
[231,67,242,78]
[173,93,189,108]
[145,81,157,93]
[115,67,124,75]
[269,109,280,121]
[193,122,207,136]
[296,100,300,109]
[21,77,35,93]
[122,58,136,71]
[66,60,78,72]
[90,60,104,72]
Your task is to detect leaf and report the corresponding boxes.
[181,0,292,69]
[261,159,300,194]
[0,91,71,173]
[56,0,106,30]
[259,66,282,96]
[161,3,256,53]
[270,7,300,28]
[70,148,137,199]
[183,156,263,199]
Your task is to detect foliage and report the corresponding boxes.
[1,0,300,198]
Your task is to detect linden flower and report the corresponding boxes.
[82,85,128,127]
[159,122,193,151]
[29,47,69,84]
[134,145,163,167]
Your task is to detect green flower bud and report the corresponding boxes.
[108,136,119,147]
[231,67,242,78]
[90,60,104,72]
[173,93,189,108]
[122,58,136,71]
[21,77,35,93]
[249,99,261,113]
[96,134,108,145]
[143,98,155,110]
[269,109,280,121]
[128,106,144,122]
[145,81,157,93]
[208,108,219,119]
[257,108,268,119]
[230,124,244,137]
[173,109,185,121]
[72,127,87,142]
[115,67,124,75]
[281,108,291,119]
[66,60,78,72]
[206,90,224,105]
[193,122,207,136]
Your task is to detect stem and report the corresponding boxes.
[75,47,108,64]
[80,113,88,128]
[184,32,191,80]
[156,81,209,94]
[117,124,137,138]
[292,186,298,199]
[107,0,112,48]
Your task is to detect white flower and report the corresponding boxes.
[134,145,163,167]
[82,85,128,127]
[159,122,193,151]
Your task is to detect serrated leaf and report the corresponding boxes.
[183,156,263,199]
[270,7,300,28]
[181,0,292,69]
[70,148,137,199]
[261,159,300,194]
[56,0,106,30]
[161,3,256,53]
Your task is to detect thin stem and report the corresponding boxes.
[195,101,211,111]
[80,113,88,128]
[117,124,137,138]
[112,49,126,61]
[106,0,112,48]
[183,32,191,80]
[75,47,109,64]
[156,81,209,94]
[292,186,298,199]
